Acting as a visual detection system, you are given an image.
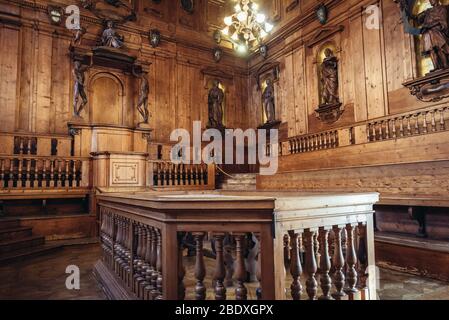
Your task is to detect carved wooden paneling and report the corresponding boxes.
[112,162,138,184]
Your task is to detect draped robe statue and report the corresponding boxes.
[208,80,224,128]
[262,79,276,123]
[321,48,339,105]
[101,20,124,48]
[414,0,449,71]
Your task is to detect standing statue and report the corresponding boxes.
[262,79,276,123]
[413,0,449,71]
[321,48,339,105]
[101,20,124,48]
[208,80,224,128]
[132,67,150,125]
[72,60,90,118]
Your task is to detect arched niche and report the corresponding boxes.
[205,78,227,127]
[412,0,449,76]
[316,41,339,105]
[88,72,125,125]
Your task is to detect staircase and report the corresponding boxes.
[218,173,257,191]
[0,218,62,264]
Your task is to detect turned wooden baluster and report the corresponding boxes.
[414,114,420,134]
[155,229,163,300]
[406,116,412,135]
[49,160,55,187]
[17,158,23,187]
[431,110,437,132]
[234,233,248,300]
[25,158,31,188]
[385,120,390,139]
[390,119,396,139]
[318,227,332,300]
[304,229,317,300]
[31,158,38,188]
[332,225,346,299]
[357,222,368,291]
[283,234,290,269]
[213,233,226,300]
[116,218,124,279]
[124,219,132,287]
[0,159,4,188]
[255,233,262,300]
[193,232,206,300]
[345,223,358,295]
[289,230,302,300]
[157,163,163,186]
[178,232,186,300]
[138,227,151,299]
[57,160,63,187]
[422,112,428,134]
[133,224,144,296]
[440,108,446,130]
[7,159,13,188]
[145,227,157,300]
[141,227,152,300]
[149,227,158,298]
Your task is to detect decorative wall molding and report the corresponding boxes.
[306,25,344,48]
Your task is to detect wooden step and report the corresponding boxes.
[0,226,32,241]
[0,243,63,265]
[0,235,45,254]
[0,218,20,230]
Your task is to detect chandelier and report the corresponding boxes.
[221,0,273,54]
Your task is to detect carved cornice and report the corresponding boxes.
[306,25,344,48]
[255,62,280,90]
[200,67,233,80]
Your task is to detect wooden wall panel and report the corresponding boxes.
[349,12,368,121]
[51,36,71,134]
[0,25,19,132]
[362,3,387,119]
[292,46,307,136]
[35,32,53,133]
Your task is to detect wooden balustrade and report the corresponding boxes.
[149,161,215,190]
[96,191,378,301]
[274,192,378,300]
[367,106,448,142]
[96,193,276,300]
[287,130,339,155]
[0,155,89,189]
[282,105,449,155]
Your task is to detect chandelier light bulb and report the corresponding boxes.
[256,13,266,23]
[260,29,267,38]
[237,11,247,22]
[224,16,233,26]
[252,3,259,11]
[237,44,248,54]
[222,26,229,35]
[234,4,241,12]
[231,32,239,41]
[265,22,273,32]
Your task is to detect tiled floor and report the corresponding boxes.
[1,243,449,300]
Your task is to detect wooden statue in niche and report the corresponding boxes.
[315,47,343,124]
[207,80,225,129]
[132,66,150,127]
[262,79,276,124]
[400,0,449,101]
[101,20,124,48]
[72,60,90,119]
[321,48,340,105]
[413,0,449,71]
